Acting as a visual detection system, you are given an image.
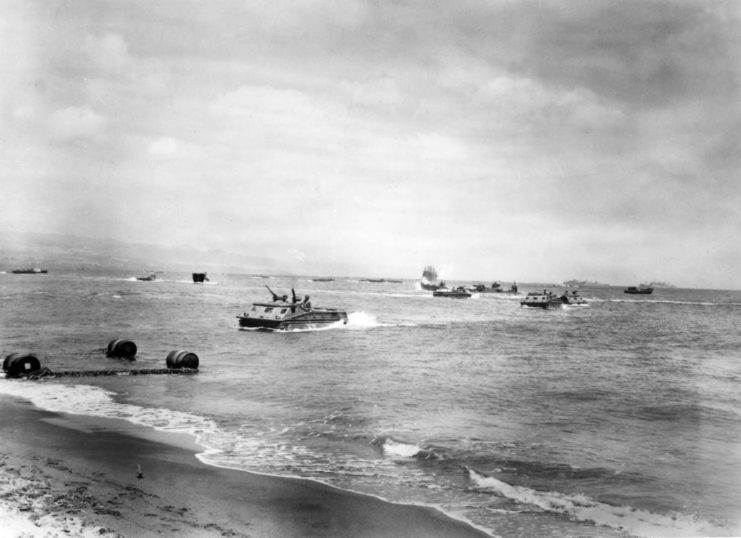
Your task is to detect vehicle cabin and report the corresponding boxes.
[522,293,551,305]
[520,292,563,308]
[241,301,342,323]
[244,301,298,321]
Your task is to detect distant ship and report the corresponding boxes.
[646,281,675,288]
[11,267,48,274]
[312,277,335,282]
[192,272,209,283]
[624,285,653,295]
[136,271,159,281]
[360,278,403,283]
[562,279,604,287]
[237,287,348,330]
[420,266,444,290]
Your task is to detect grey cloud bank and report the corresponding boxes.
[2,0,740,288]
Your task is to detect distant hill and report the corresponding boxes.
[0,231,281,274]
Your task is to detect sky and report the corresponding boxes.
[2,0,740,288]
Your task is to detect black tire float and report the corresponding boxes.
[3,353,41,378]
[107,339,138,359]
[166,350,199,370]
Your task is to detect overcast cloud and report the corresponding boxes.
[2,0,740,287]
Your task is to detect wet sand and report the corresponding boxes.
[0,394,490,537]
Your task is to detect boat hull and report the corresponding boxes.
[560,293,587,305]
[11,269,47,274]
[520,301,562,309]
[433,290,471,298]
[237,310,348,330]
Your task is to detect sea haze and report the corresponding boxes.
[1,271,740,537]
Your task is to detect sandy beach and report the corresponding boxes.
[0,394,489,537]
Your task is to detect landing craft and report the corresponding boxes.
[136,271,160,281]
[237,286,348,330]
[520,291,563,309]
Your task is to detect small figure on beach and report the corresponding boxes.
[137,464,143,479]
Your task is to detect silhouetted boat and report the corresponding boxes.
[11,268,47,274]
[312,277,335,282]
[468,282,499,293]
[624,286,653,295]
[136,272,159,281]
[237,287,348,330]
[467,282,519,294]
[192,272,209,283]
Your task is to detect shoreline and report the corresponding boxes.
[0,394,491,537]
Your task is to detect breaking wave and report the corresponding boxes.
[466,467,729,537]
[375,437,441,460]
[0,381,217,440]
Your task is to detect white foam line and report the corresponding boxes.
[194,452,500,538]
[0,382,497,537]
[467,468,730,537]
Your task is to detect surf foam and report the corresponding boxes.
[0,381,217,439]
[467,467,729,537]
[380,438,423,458]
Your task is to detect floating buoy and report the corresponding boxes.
[107,339,137,359]
[166,350,199,370]
[3,353,41,378]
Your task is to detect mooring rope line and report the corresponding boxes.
[4,341,200,379]
[18,367,199,380]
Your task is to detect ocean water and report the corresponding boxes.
[1,270,740,537]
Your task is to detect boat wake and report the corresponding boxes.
[562,303,590,309]
[237,311,389,332]
[345,312,391,329]
[465,467,726,538]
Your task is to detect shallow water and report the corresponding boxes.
[1,271,740,537]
